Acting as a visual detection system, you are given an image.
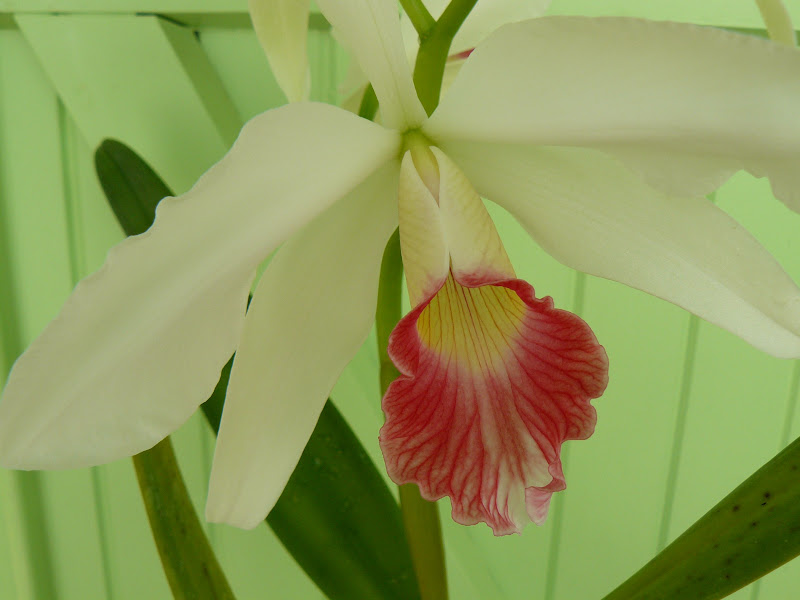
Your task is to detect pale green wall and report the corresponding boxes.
[1,1,799,598]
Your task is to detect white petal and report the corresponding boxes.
[249,0,311,102]
[205,160,399,529]
[317,0,426,129]
[426,17,800,209]
[0,103,400,469]
[442,141,800,358]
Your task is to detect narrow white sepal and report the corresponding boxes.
[206,161,399,528]
[249,0,311,102]
[756,0,797,46]
[317,0,426,129]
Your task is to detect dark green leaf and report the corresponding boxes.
[94,138,420,600]
[604,436,800,600]
[94,139,171,236]
[269,402,420,600]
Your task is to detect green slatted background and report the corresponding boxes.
[1,1,799,598]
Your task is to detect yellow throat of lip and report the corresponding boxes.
[417,274,527,369]
[400,134,528,365]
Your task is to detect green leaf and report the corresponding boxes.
[94,138,420,600]
[94,139,170,237]
[604,435,800,600]
[132,438,235,600]
[262,400,421,600]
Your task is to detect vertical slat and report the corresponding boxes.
[1,473,59,600]
[0,152,27,600]
[545,279,691,597]
[0,26,100,600]
[0,313,15,597]
[0,35,73,344]
[656,314,700,550]
[0,474,20,599]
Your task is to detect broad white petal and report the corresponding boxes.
[206,161,399,529]
[317,0,426,129]
[0,103,400,469]
[442,141,800,358]
[426,17,800,209]
[249,0,311,102]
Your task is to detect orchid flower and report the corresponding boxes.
[2,0,800,537]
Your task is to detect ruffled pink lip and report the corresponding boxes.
[379,271,608,535]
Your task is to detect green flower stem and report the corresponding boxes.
[400,0,435,39]
[398,484,449,600]
[603,433,800,600]
[132,438,235,600]
[377,229,449,600]
[413,0,479,115]
[376,228,402,393]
